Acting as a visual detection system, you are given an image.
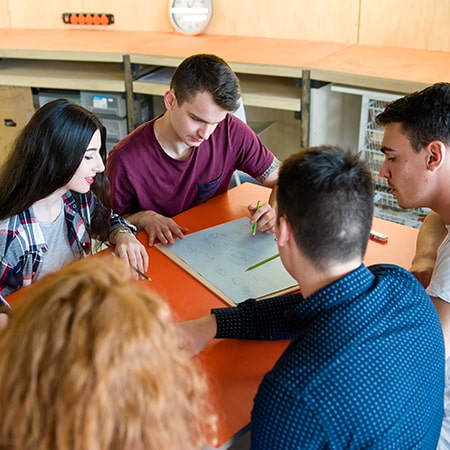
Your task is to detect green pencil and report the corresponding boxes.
[245,253,280,271]
[252,200,261,236]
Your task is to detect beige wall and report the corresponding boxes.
[359,0,450,51]
[0,0,449,52]
[0,0,10,28]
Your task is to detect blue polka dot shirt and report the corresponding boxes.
[213,264,445,449]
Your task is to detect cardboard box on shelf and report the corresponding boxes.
[0,86,35,168]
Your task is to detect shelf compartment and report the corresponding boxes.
[0,59,125,92]
[133,67,301,112]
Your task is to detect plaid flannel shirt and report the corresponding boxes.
[0,190,133,296]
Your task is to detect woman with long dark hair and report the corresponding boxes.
[0,99,148,296]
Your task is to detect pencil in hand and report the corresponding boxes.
[252,200,261,236]
[111,251,152,281]
[0,294,11,309]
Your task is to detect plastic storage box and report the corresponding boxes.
[80,91,127,117]
[37,89,81,107]
[100,116,128,141]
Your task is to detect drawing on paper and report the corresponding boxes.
[156,217,297,305]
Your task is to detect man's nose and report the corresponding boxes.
[379,161,389,178]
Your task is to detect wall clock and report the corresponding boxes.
[168,0,213,36]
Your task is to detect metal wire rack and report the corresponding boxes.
[361,99,428,228]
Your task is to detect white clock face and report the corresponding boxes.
[169,0,212,35]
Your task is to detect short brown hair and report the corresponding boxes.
[170,53,241,111]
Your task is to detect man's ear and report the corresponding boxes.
[277,216,292,248]
[426,141,446,172]
[163,90,177,110]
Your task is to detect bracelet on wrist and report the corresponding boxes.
[110,227,134,241]
[116,228,134,235]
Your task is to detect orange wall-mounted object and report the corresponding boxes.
[62,13,114,26]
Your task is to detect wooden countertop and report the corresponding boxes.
[0,28,141,62]
[308,44,450,93]
[0,28,446,93]
[126,32,348,77]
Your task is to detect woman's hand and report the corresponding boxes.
[113,232,149,280]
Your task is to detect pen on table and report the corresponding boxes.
[110,251,153,282]
[252,200,261,236]
[245,253,280,272]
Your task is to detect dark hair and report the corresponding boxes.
[0,99,111,239]
[170,54,241,111]
[277,146,374,269]
[376,82,450,152]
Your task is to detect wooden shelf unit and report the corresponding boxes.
[0,29,448,162]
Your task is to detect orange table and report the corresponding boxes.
[5,182,419,448]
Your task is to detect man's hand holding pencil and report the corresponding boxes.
[248,200,276,235]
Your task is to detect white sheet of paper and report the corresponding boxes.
[156,217,297,305]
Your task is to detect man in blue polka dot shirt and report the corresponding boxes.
[181,145,445,449]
